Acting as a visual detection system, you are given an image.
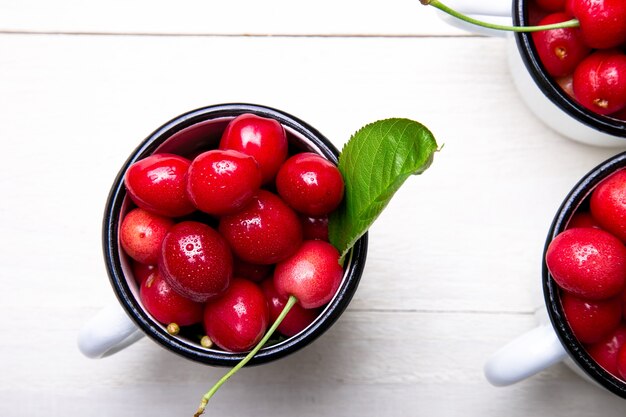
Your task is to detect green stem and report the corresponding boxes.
[421,0,579,32]
[193,295,298,417]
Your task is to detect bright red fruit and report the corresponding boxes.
[566,212,601,230]
[233,258,273,283]
[536,0,566,12]
[590,169,626,242]
[623,289,626,321]
[131,262,157,285]
[573,50,626,115]
[186,149,262,216]
[545,228,626,300]
[276,153,345,216]
[532,13,590,77]
[274,240,343,309]
[562,292,622,344]
[618,344,626,380]
[300,215,329,241]
[219,114,288,184]
[140,270,204,326]
[120,208,174,265]
[160,221,232,302]
[203,278,269,352]
[124,153,195,217]
[219,190,302,265]
[260,278,319,337]
[587,325,626,377]
[567,0,626,49]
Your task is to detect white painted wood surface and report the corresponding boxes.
[1,2,625,416]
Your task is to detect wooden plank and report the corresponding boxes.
[3,308,624,416]
[0,0,474,36]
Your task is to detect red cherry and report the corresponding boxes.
[536,0,567,12]
[562,292,622,344]
[545,228,626,300]
[566,212,601,230]
[532,13,590,77]
[260,278,319,337]
[186,149,262,216]
[274,240,343,309]
[618,344,626,380]
[120,208,174,265]
[587,325,626,377]
[568,0,626,49]
[590,169,626,241]
[300,214,329,241]
[622,289,626,321]
[219,190,302,265]
[124,154,195,217]
[611,105,626,121]
[219,114,288,184]
[276,153,345,216]
[556,74,576,99]
[160,221,232,302]
[233,258,273,283]
[131,262,157,285]
[573,50,626,115]
[140,270,204,326]
[203,278,269,352]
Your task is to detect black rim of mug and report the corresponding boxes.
[543,151,626,398]
[513,0,626,138]
[102,103,368,366]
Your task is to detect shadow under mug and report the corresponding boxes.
[434,0,626,147]
[484,151,626,399]
[77,103,368,366]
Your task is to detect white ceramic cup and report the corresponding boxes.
[434,0,626,147]
[490,151,626,398]
[77,103,368,366]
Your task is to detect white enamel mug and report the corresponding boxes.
[434,0,626,147]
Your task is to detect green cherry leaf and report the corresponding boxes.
[328,118,438,263]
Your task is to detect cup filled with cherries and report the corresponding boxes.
[78,103,369,366]
[484,152,626,399]
[423,0,626,146]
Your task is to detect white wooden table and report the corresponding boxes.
[2,1,625,415]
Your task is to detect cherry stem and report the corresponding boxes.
[421,0,579,32]
[193,295,298,417]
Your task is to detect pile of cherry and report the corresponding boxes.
[546,169,626,381]
[529,0,626,119]
[120,113,346,353]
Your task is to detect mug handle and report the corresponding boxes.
[484,323,568,386]
[77,304,144,358]
[432,0,513,38]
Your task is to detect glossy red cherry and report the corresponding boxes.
[219,190,302,265]
[532,13,590,77]
[573,50,626,115]
[131,261,157,285]
[274,240,343,309]
[186,149,262,216]
[120,208,174,265]
[300,214,329,241]
[567,0,626,49]
[617,344,626,380]
[160,221,232,302]
[233,258,273,283]
[260,278,319,337]
[536,0,566,12]
[562,292,622,344]
[590,169,626,242]
[622,289,626,321]
[587,325,626,377]
[566,212,601,230]
[219,114,288,184]
[276,153,344,216]
[203,278,269,352]
[124,153,195,217]
[545,228,626,300]
[140,269,204,326]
